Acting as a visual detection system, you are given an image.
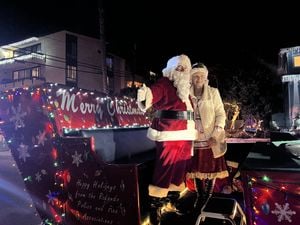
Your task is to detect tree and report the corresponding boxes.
[209,59,282,130]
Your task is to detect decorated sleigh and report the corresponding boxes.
[0,83,155,225]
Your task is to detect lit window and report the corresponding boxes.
[67,65,77,82]
[13,70,25,80]
[294,56,300,67]
[13,71,19,80]
[0,49,13,59]
[32,67,40,78]
[106,57,113,71]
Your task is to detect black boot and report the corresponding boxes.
[164,191,184,215]
[166,191,180,203]
[203,178,216,205]
[194,178,205,211]
[149,196,165,225]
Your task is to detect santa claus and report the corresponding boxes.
[137,54,197,224]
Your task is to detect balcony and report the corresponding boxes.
[0,77,46,92]
[0,53,46,71]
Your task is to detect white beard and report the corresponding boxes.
[170,70,190,103]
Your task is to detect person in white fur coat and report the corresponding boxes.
[186,62,229,211]
[137,54,197,224]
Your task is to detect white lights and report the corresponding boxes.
[282,74,300,83]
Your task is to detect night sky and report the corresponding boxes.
[0,0,299,75]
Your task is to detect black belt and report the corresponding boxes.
[154,110,194,120]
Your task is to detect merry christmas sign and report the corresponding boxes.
[47,85,150,134]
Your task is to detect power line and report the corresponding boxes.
[0,47,132,78]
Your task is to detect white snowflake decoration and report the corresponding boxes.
[271,202,296,223]
[17,143,30,162]
[36,130,47,146]
[35,172,42,182]
[9,104,27,130]
[71,151,83,167]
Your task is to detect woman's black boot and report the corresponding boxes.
[149,196,165,225]
[203,178,216,205]
[194,178,205,211]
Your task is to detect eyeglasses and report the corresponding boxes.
[175,65,185,72]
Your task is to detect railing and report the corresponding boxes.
[0,77,46,91]
[0,52,46,65]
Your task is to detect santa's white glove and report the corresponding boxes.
[137,84,148,102]
[137,84,153,112]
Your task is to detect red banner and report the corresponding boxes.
[46,86,150,134]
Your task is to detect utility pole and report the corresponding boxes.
[98,0,105,41]
[132,43,137,88]
[97,0,108,94]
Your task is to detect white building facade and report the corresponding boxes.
[279,46,300,128]
[0,30,128,94]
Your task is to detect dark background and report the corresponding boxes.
[0,0,299,74]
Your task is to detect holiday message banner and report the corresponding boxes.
[242,170,300,225]
[59,138,140,225]
[46,85,150,133]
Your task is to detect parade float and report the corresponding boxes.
[0,83,155,225]
[1,72,300,225]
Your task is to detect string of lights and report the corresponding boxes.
[248,175,300,198]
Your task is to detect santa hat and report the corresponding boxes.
[162,54,191,75]
[190,62,208,78]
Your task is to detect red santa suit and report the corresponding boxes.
[137,55,197,198]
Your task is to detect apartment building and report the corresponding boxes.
[0,30,130,94]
